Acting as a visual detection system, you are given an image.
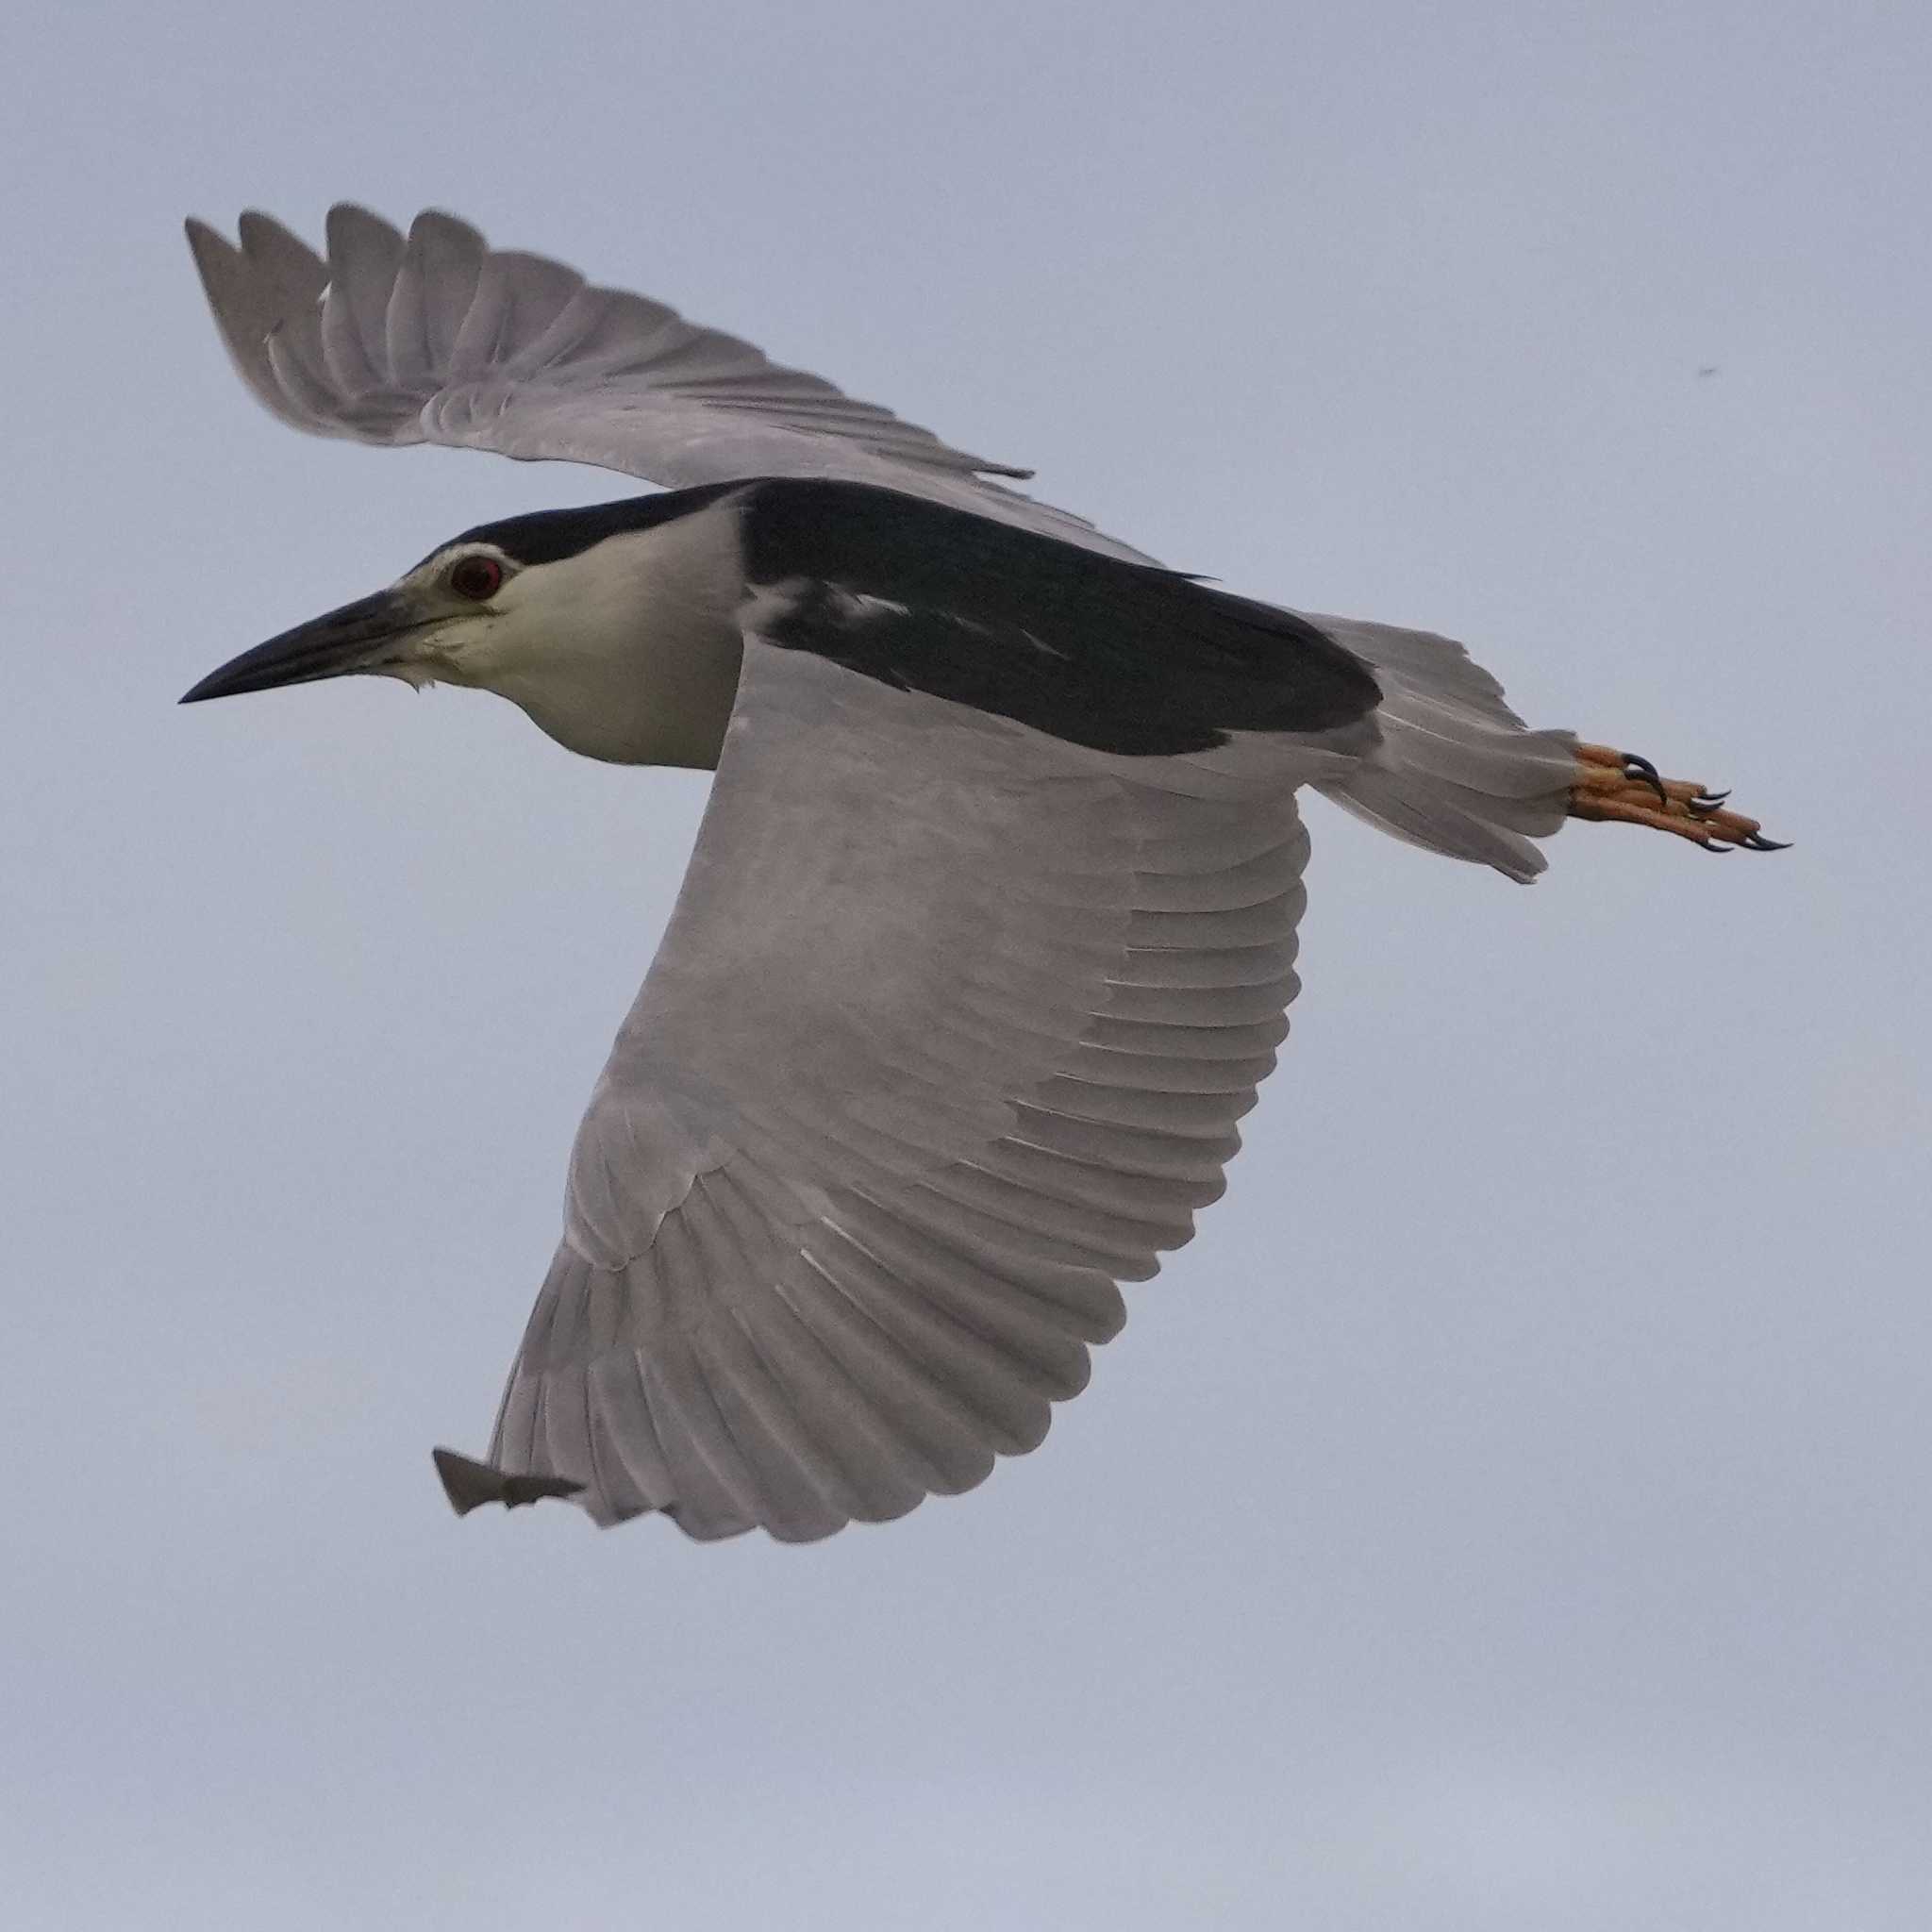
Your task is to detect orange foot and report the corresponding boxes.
[1569,742,1789,852]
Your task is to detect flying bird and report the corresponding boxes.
[182,207,1784,1543]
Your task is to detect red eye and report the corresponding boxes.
[448,555,504,601]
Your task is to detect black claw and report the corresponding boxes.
[1621,754,1668,803]
[1700,838,1734,854]
[1740,833,1791,852]
[1688,789,1731,816]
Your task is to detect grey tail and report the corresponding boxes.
[432,1446,585,1516]
[1305,612,1579,883]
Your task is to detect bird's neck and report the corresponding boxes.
[450,504,747,769]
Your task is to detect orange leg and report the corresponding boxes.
[1569,742,1789,852]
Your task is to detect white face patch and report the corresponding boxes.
[379,508,749,767]
[373,542,529,688]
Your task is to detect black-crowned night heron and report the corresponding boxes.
[182,207,1783,1543]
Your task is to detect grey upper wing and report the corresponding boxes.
[477,641,1317,1541]
[186,205,1154,561]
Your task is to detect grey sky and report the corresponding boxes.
[6,2,1929,1925]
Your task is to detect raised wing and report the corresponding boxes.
[467,642,1323,1541]
[186,206,1152,560]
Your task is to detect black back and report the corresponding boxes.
[736,479,1380,756]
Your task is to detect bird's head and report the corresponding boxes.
[180,536,535,705]
[179,491,747,766]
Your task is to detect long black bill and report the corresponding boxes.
[180,590,429,705]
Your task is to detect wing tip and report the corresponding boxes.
[431,1446,584,1516]
[324,202,405,258]
[182,213,236,280]
[405,206,489,262]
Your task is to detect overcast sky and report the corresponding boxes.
[6,3,1930,1926]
